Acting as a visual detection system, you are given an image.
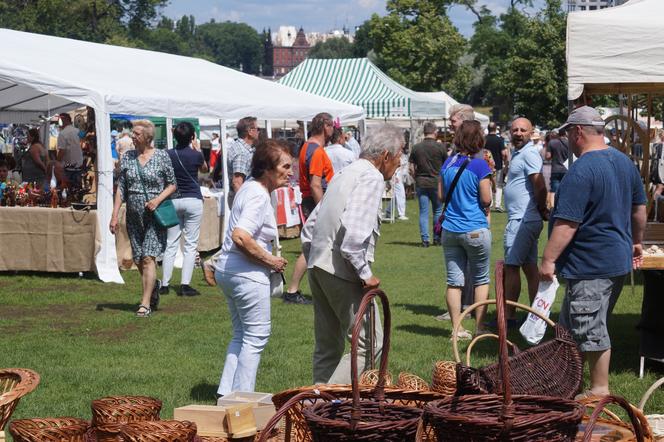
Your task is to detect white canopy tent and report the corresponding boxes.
[417,91,491,127]
[0,28,364,283]
[566,0,664,100]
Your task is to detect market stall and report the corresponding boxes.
[0,28,364,283]
[566,0,664,374]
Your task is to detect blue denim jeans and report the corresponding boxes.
[417,187,442,242]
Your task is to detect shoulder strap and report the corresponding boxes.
[304,142,327,189]
[443,157,470,213]
[174,148,200,188]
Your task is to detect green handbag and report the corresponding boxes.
[135,158,179,228]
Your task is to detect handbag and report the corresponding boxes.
[135,158,179,228]
[433,156,470,237]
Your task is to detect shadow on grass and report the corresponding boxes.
[0,270,99,280]
[396,324,448,338]
[394,303,443,317]
[95,303,137,312]
[190,381,217,402]
[386,241,424,248]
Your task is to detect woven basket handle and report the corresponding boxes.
[582,395,645,442]
[465,333,520,367]
[494,260,514,427]
[256,390,336,442]
[638,376,664,411]
[350,288,391,430]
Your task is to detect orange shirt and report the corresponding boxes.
[299,141,334,198]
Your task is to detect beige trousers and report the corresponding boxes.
[309,267,383,384]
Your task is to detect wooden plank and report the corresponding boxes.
[642,255,664,270]
[644,223,664,243]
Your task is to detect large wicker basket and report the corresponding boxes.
[578,395,651,442]
[119,420,197,442]
[580,395,646,442]
[301,289,424,441]
[0,368,40,432]
[424,261,586,441]
[9,417,90,442]
[451,262,583,399]
[91,395,162,441]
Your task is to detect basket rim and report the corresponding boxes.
[303,399,423,429]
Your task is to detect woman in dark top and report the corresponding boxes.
[161,122,209,296]
[22,128,48,185]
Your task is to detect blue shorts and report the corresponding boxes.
[550,172,566,193]
[504,219,543,266]
[442,228,491,287]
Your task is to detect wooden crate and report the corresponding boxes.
[174,404,228,437]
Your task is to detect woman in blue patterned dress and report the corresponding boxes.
[110,120,177,317]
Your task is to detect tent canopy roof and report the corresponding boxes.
[278,58,446,119]
[567,0,664,99]
[416,91,490,125]
[0,28,364,123]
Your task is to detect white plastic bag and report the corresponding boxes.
[519,276,559,345]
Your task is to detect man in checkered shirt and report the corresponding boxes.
[227,116,259,206]
[301,124,404,384]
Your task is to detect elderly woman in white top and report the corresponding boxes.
[214,139,291,396]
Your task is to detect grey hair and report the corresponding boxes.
[423,121,438,135]
[449,104,475,121]
[579,125,604,136]
[359,124,404,160]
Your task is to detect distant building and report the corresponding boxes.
[307,28,353,46]
[272,27,310,78]
[567,0,627,11]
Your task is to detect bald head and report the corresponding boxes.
[510,117,533,149]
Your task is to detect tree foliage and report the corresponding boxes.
[365,0,471,98]
[308,37,355,59]
[196,22,264,74]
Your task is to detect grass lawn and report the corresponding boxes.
[1,202,663,431]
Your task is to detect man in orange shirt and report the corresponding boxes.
[284,112,335,304]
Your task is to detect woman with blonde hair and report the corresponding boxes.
[110,120,177,317]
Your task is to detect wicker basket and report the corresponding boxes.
[0,368,40,432]
[578,396,652,442]
[118,420,197,442]
[301,289,424,441]
[580,395,647,442]
[431,361,456,396]
[424,261,586,441]
[397,372,429,391]
[451,262,583,399]
[9,417,89,442]
[359,369,393,387]
[91,395,162,441]
[639,377,664,441]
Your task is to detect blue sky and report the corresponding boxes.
[164,0,546,38]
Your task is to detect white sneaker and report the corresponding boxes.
[398,216,409,220]
[435,312,451,321]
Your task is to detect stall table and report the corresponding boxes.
[0,197,222,274]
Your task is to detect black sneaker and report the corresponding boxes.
[159,285,170,295]
[178,284,201,297]
[421,240,430,248]
[150,280,161,310]
[283,291,312,305]
[433,238,441,246]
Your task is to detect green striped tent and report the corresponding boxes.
[279,58,446,119]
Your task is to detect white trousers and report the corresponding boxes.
[162,198,203,286]
[394,180,406,217]
[216,271,271,395]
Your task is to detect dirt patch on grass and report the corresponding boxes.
[89,322,142,342]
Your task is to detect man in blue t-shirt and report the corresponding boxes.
[540,106,646,399]
[503,117,548,324]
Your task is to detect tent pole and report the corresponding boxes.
[166,117,173,149]
[266,120,272,139]
[303,121,308,140]
[359,119,366,139]
[220,119,230,243]
[409,117,414,147]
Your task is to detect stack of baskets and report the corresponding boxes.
[91,395,163,441]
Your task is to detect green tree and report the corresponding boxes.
[196,21,264,74]
[308,37,355,59]
[352,20,374,58]
[366,0,470,98]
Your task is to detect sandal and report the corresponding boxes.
[136,304,151,317]
[450,329,473,341]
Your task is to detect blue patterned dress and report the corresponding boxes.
[117,149,176,262]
